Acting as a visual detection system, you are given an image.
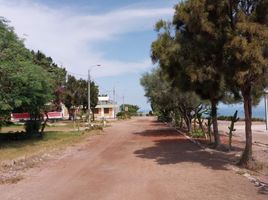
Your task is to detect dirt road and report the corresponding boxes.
[0,117,266,200]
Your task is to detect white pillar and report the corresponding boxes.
[101,108,104,118]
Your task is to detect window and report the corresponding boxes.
[104,108,109,114]
[94,108,99,114]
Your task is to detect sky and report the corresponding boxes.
[0,0,266,117]
[0,0,178,111]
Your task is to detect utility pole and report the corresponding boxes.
[88,69,91,127]
[113,87,115,118]
[87,65,101,128]
[122,95,125,112]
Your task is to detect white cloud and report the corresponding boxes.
[0,0,173,78]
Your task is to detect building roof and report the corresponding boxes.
[96,94,118,108]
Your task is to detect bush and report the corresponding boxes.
[116,111,131,120]
[148,111,154,116]
[217,115,234,121]
[157,115,172,122]
[217,115,264,122]
[190,129,206,138]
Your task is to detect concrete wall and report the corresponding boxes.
[94,107,115,119]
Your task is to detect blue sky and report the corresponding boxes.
[0,0,178,111]
[0,0,265,116]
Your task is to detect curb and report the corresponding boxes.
[164,122,206,149]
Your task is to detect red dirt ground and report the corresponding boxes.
[0,117,267,200]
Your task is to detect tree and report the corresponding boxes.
[32,50,67,109]
[120,104,140,116]
[140,69,175,122]
[223,0,268,167]
[151,2,228,146]
[140,68,204,132]
[151,0,268,167]
[90,81,99,111]
[0,18,54,134]
[62,75,99,120]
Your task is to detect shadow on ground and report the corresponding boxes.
[133,121,239,171]
[258,184,268,195]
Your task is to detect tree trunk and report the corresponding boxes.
[92,108,95,122]
[198,117,205,133]
[185,115,192,133]
[193,117,197,130]
[180,118,183,129]
[239,88,254,168]
[207,118,212,143]
[40,112,49,137]
[211,100,221,147]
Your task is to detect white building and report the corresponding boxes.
[93,95,119,119]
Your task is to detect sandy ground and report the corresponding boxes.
[218,120,268,144]
[218,121,268,177]
[0,117,267,200]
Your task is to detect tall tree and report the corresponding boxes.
[0,18,54,133]
[224,0,268,167]
[151,0,228,146]
[151,0,268,167]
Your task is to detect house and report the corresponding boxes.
[94,95,119,119]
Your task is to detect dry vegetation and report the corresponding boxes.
[0,121,103,184]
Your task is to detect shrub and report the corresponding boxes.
[217,115,264,122]
[157,115,172,122]
[190,129,206,138]
[116,111,131,120]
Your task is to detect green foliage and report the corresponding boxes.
[221,0,268,166]
[217,115,239,121]
[120,104,139,116]
[140,68,205,132]
[148,111,154,116]
[31,50,67,108]
[150,0,268,167]
[63,75,99,112]
[116,111,131,120]
[190,129,206,138]
[32,50,67,89]
[90,81,99,110]
[150,0,234,146]
[0,18,54,133]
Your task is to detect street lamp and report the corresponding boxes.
[88,64,101,128]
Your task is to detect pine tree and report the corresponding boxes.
[224,0,268,168]
[151,0,229,147]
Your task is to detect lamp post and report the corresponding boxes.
[88,65,101,128]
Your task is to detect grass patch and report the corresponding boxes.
[0,130,99,162]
